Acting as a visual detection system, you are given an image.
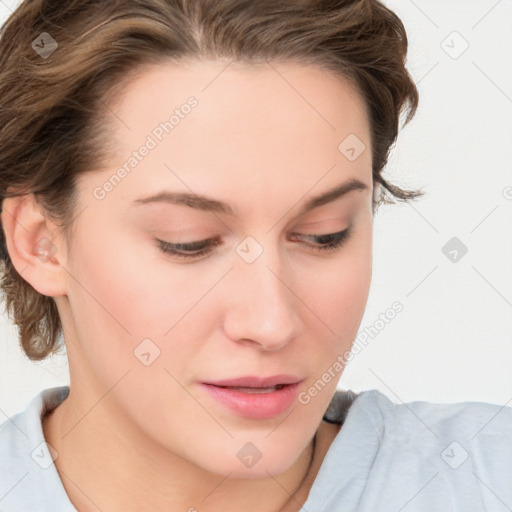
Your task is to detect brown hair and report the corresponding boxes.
[0,0,423,361]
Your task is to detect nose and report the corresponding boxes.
[222,245,301,352]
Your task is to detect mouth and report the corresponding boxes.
[212,384,288,393]
[201,374,302,389]
[200,378,303,419]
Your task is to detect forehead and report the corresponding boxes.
[90,60,372,216]
[104,58,370,155]
[110,58,367,107]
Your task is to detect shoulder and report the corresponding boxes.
[355,388,512,439]
[0,386,76,512]
[357,389,512,464]
[312,389,512,512]
[353,389,512,472]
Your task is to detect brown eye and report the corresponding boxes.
[156,237,221,259]
[156,228,351,261]
[289,228,352,252]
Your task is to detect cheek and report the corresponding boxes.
[304,235,372,337]
[294,234,372,401]
[63,226,165,372]
[63,229,199,430]
[293,241,372,414]
[64,224,211,378]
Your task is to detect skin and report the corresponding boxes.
[2,59,373,511]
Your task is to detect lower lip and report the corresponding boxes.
[200,382,301,419]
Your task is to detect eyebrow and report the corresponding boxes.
[133,178,368,217]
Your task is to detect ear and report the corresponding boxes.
[0,193,67,297]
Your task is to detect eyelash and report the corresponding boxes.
[156,227,352,260]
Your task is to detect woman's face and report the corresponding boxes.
[59,59,373,477]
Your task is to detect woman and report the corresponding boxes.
[0,1,510,511]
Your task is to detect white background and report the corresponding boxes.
[1,0,511,418]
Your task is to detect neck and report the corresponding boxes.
[42,387,337,512]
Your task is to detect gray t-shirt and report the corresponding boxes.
[1,386,511,511]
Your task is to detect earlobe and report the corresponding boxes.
[0,193,67,297]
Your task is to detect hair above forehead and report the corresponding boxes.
[0,0,423,361]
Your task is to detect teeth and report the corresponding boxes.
[226,385,284,393]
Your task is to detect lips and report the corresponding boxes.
[201,374,303,388]
[200,378,302,419]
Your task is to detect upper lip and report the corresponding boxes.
[202,375,303,388]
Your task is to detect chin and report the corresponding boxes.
[219,461,294,480]
[186,442,297,479]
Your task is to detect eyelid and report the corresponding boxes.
[157,227,348,247]
[289,227,351,247]
[156,226,352,259]
[168,238,213,250]
[291,227,348,238]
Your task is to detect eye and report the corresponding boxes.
[289,227,352,252]
[156,237,221,259]
[156,227,352,260]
